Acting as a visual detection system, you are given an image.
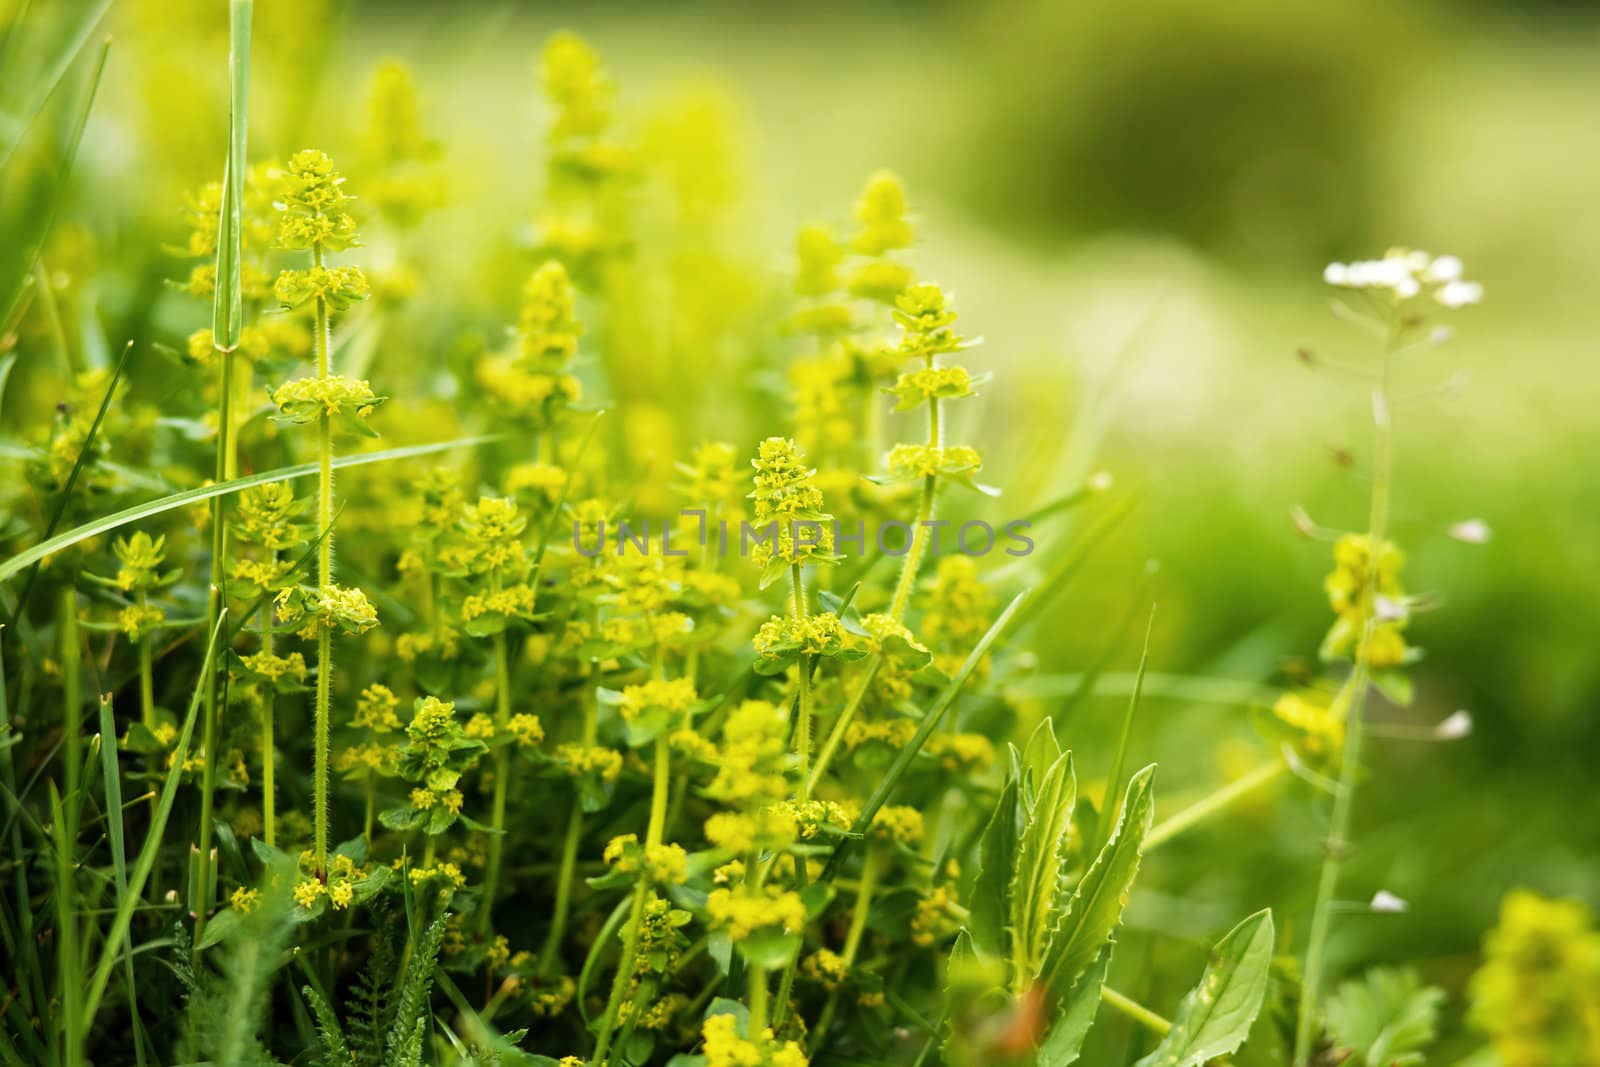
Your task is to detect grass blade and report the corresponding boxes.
[95,695,148,1066]
[81,611,228,1031]
[0,32,108,330]
[0,434,503,584]
[821,588,1031,883]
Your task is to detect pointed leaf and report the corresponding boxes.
[1036,949,1111,1066]
[1133,909,1276,1067]
[969,777,1020,958]
[1041,764,1156,1000]
[1009,752,1076,979]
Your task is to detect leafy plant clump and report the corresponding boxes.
[1,9,1549,1067]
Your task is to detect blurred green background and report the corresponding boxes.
[7,0,1598,1057]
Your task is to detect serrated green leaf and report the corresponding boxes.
[1040,764,1156,1000]
[1036,949,1111,1066]
[1010,751,1076,981]
[1133,908,1276,1067]
[1324,967,1444,1067]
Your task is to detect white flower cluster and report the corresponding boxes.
[1323,250,1483,308]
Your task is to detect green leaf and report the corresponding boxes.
[1133,908,1276,1067]
[1009,751,1076,981]
[1036,949,1111,1066]
[969,777,1020,958]
[0,435,502,584]
[1324,967,1444,1067]
[1040,764,1156,1001]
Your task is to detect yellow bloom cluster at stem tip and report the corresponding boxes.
[705,885,807,941]
[1323,532,1410,667]
[748,436,836,569]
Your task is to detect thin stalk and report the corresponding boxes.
[809,847,879,1052]
[538,799,582,975]
[790,563,813,793]
[311,254,334,878]
[197,0,250,947]
[1145,760,1287,852]
[258,596,276,846]
[135,591,155,730]
[812,379,941,792]
[591,734,672,1066]
[1100,985,1171,1035]
[1294,322,1399,1066]
[748,962,769,1035]
[60,587,81,855]
[543,681,599,975]
[50,783,82,1067]
[479,629,513,932]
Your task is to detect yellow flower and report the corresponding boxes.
[705,887,806,941]
[354,683,401,732]
[871,805,924,846]
[292,879,325,909]
[230,887,261,914]
[507,713,544,747]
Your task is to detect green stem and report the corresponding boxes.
[810,847,879,1052]
[61,588,81,843]
[195,344,234,947]
[539,797,583,976]
[591,735,672,1066]
[1145,760,1287,852]
[1294,323,1398,1066]
[1100,985,1171,1035]
[790,563,814,793]
[136,593,154,731]
[259,596,275,847]
[480,630,513,932]
[748,962,770,1035]
[311,280,334,878]
[812,375,943,793]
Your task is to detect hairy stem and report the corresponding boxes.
[311,270,335,878]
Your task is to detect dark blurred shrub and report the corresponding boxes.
[953,0,1417,265]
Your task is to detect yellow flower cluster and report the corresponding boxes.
[921,556,997,674]
[112,532,166,592]
[274,263,370,311]
[1470,890,1600,1067]
[702,1011,809,1067]
[749,437,837,570]
[506,713,544,747]
[528,975,576,1018]
[706,700,789,805]
[844,717,918,751]
[800,948,848,989]
[604,834,689,884]
[117,603,166,642]
[239,650,307,685]
[554,743,623,782]
[618,677,698,722]
[870,805,925,846]
[885,443,982,481]
[353,683,401,732]
[1323,533,1410,667]
[271,375,383,421]
[706,886,807,942]
[235,482,305,552]
[1273,691,1345,759]
[753,612,847,659]
[927,732,995,772]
